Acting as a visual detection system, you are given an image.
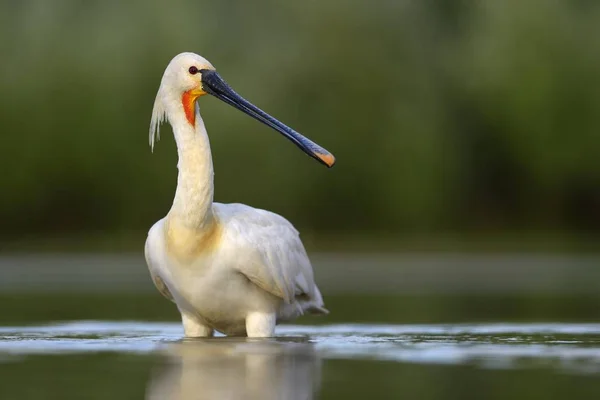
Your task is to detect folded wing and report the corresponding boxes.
[215,203,318,304]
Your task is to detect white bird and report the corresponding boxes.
[144,52,335,338]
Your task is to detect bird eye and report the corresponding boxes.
[188,66,199,75]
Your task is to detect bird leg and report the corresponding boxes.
[181,311,214,337]
[246,312,276,338]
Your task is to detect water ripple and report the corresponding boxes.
[0,321,599,374]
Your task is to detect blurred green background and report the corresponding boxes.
[1,0,599,253]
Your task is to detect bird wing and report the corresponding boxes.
[214,203,316,304]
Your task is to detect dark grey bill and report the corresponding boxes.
[200,69,335,168]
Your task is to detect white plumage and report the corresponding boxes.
[144,52,333,337]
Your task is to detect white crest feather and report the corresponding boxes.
[149,87,168,152]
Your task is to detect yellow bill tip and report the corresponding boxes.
[317,152,336,168]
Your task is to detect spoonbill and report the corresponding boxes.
[144,52,334,338]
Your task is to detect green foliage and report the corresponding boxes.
[0,0,598,241]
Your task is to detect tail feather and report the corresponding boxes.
[307,305,329,315]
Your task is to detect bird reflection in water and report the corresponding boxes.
[146,337,322,400]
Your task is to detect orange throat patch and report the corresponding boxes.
[182,91,198,126]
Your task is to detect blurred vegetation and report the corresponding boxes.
[0,0,599,249]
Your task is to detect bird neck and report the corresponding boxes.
[168,102,215,230]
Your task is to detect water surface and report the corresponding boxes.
[1,253,599,398]
[1,321,600,399]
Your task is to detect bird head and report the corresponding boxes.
[157,52,215,99]
[150,52,335,168]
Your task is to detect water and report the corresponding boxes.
[1,321,600,399]
[1,253,599,398]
